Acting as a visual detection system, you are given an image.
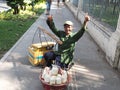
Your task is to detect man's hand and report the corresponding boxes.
[83,13,90,27]
[46,15,53,26]
[85,13,90,22]
[47,15,53,21]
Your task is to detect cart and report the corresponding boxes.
[28,26,62,66]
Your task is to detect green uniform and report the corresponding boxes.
[47,20,86,64]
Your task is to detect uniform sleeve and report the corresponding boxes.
[63,27,85,44]
[46,19,61,37]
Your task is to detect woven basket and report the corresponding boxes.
[39,74,71,90]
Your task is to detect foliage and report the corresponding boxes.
[0,1,45,55]
[6,0,45,14]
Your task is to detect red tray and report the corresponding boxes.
[39,74,71,90]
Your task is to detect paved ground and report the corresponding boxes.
[0,0,10,13]
[0,1,120,90]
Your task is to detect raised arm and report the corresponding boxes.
[83,13,90,28]
[46,15,60,37]
[62,14,90,45]
[71,13,90,42]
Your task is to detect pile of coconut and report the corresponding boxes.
[41,65,68,85]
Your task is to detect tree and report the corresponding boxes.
[7,0,20,14]
[6,0,42,14]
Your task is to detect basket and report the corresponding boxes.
[28,42,55,66]
[39,74,71,90]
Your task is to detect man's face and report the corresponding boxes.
[64,24,73,35]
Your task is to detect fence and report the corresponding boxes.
[70,0,120,32]
[82,0,120,31]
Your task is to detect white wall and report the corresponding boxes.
[66,0,120,69]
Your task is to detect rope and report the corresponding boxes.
[32,27,39,44]
[38,26,58,50]
[38,28,42,44]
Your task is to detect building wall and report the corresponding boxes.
[66,0,120,70]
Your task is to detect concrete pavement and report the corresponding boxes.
[0,0,11,13]
[0,1,120,90]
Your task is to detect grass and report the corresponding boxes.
[0,2,46,58]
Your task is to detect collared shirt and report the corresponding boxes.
[47,20,86,64]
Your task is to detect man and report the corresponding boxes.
[44,14,90,70]
[57,0,60,7]
[46,0,52,15]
